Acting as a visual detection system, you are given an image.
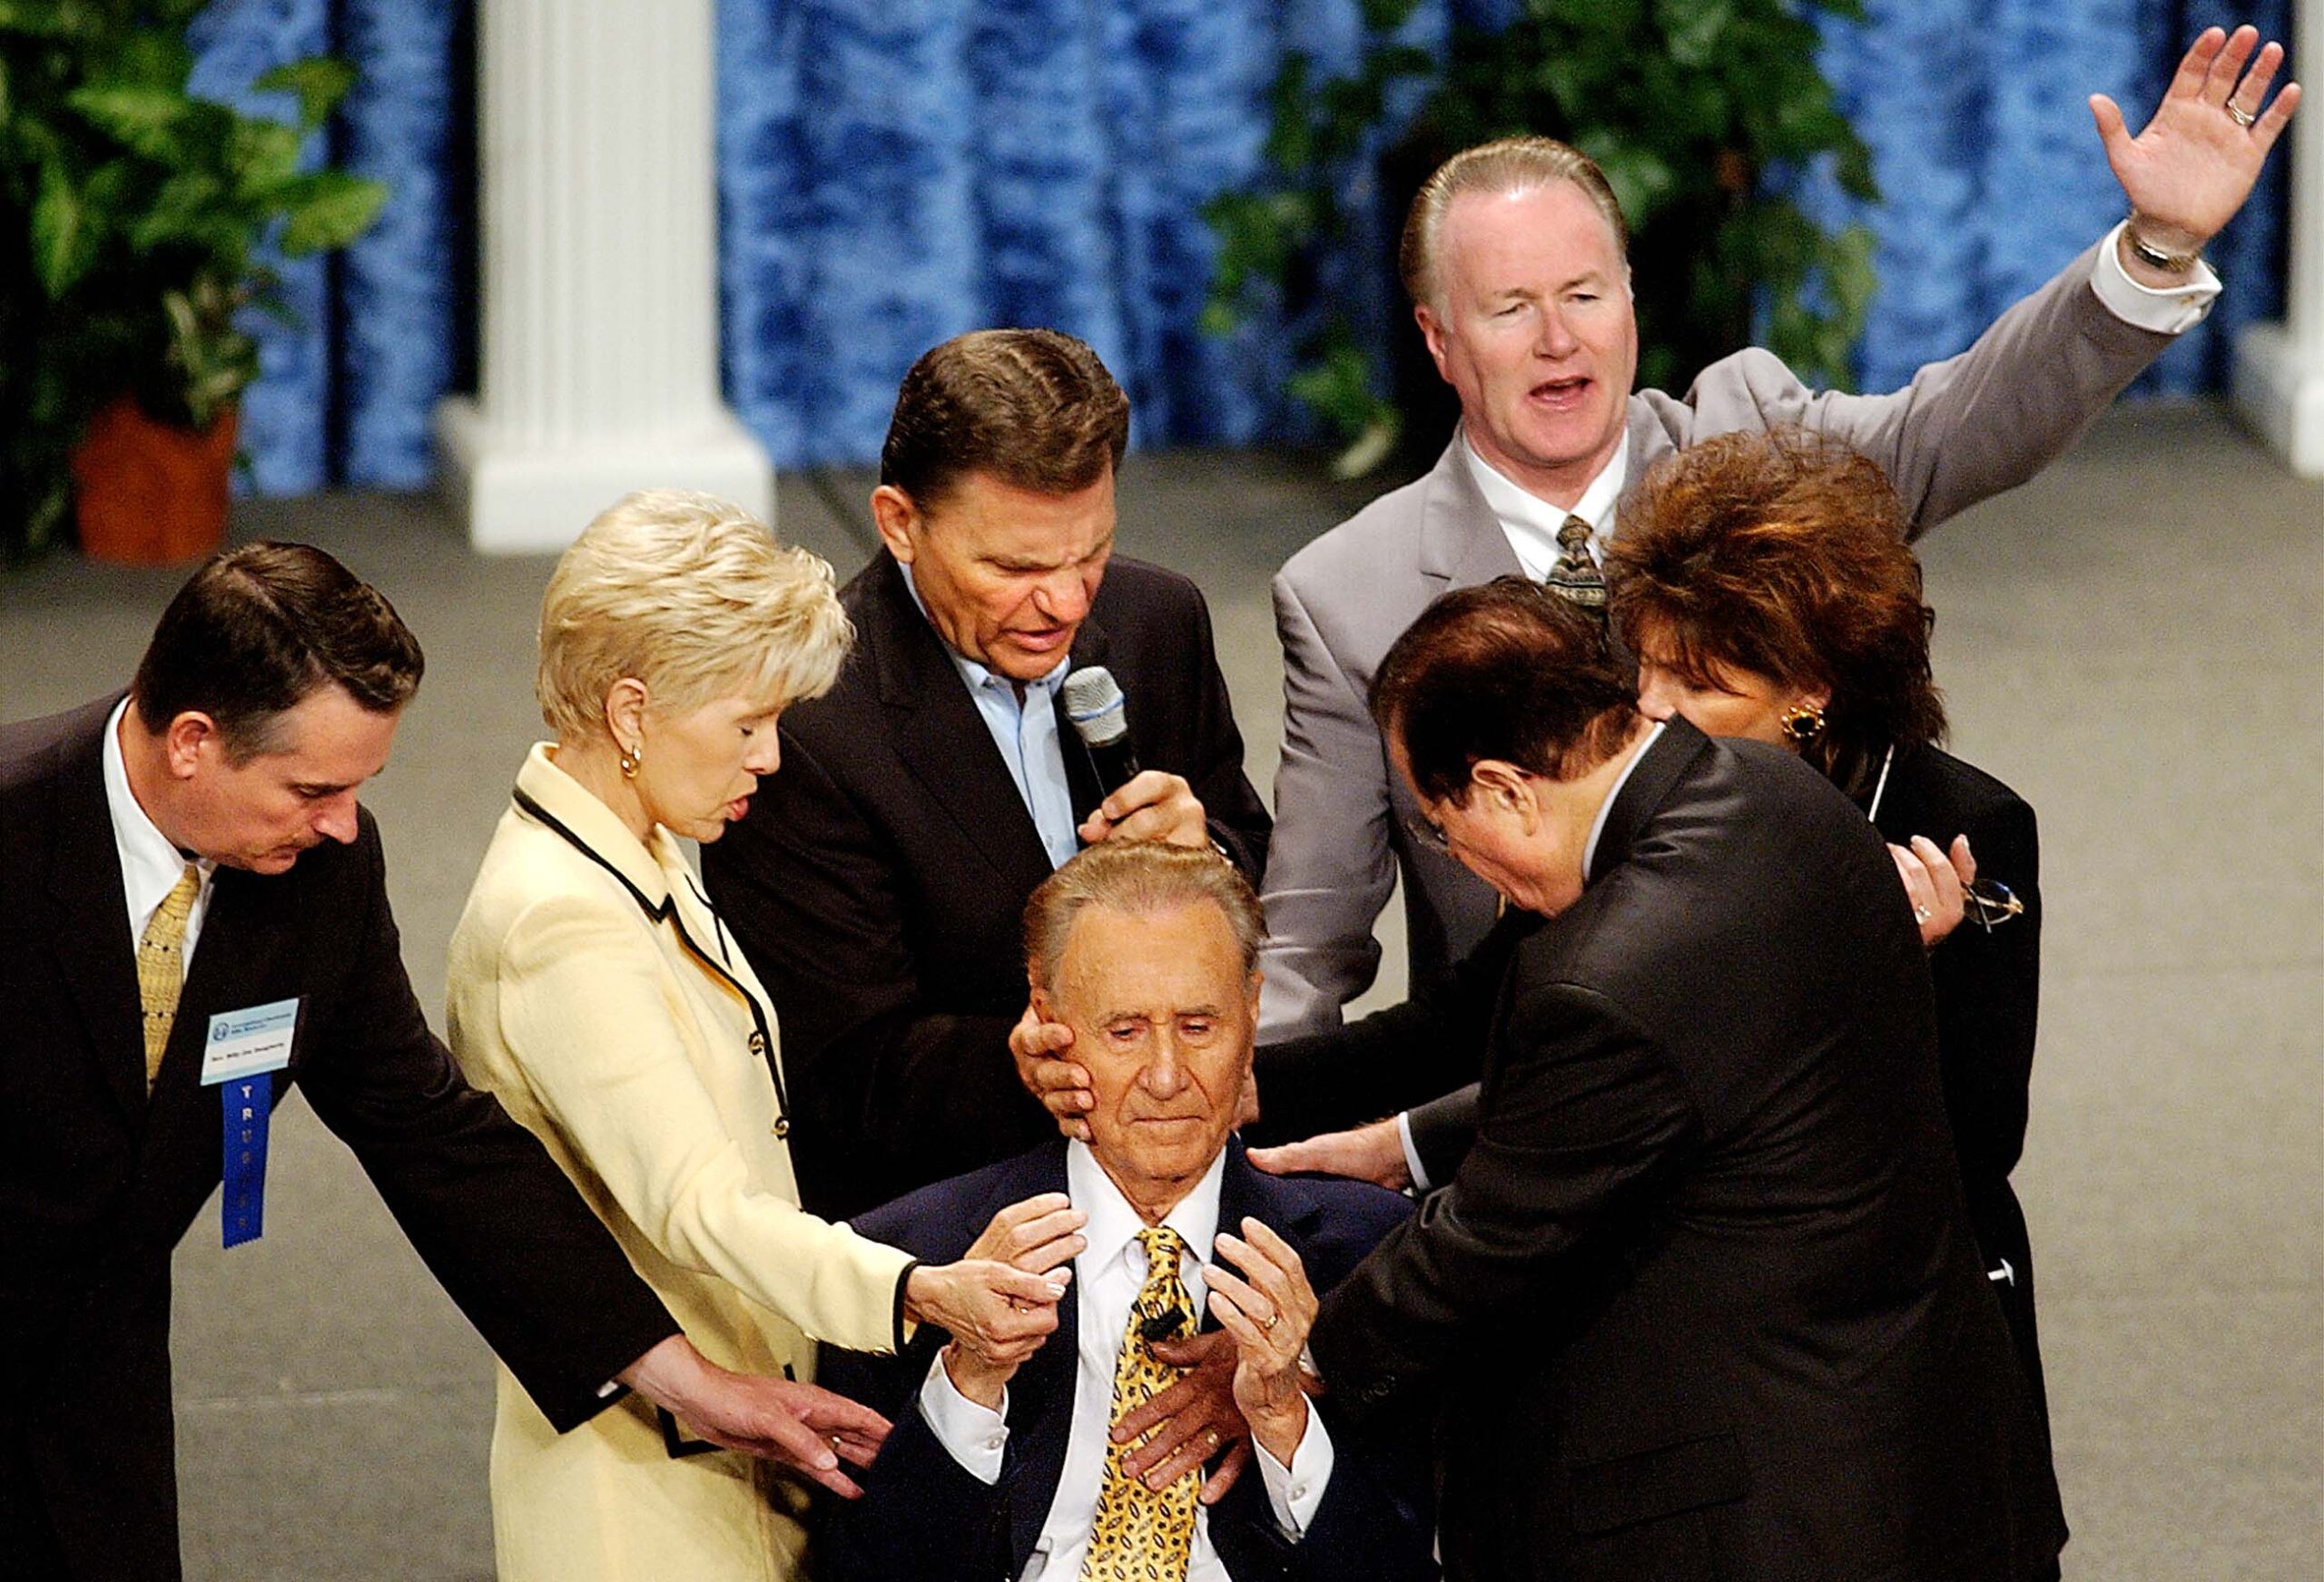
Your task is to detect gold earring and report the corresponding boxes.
[618,742,642,778]
[1779,703,1825,745]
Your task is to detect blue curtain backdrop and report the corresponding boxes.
[193,1,2290,488]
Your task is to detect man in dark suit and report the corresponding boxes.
[816,841,1433,1582]
[1274,580,2063,1580]
[0,544,889,1580]
[703,329,1270,1221]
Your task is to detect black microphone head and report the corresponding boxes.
[1062,665,1130,749]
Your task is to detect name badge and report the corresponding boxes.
[201,997,299,1086]
[202,998,299,1249]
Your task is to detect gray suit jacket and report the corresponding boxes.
[1258,240,2175,1038]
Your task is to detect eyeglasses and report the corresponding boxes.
[1964,878,2024,934]
[1403,811,1452,855]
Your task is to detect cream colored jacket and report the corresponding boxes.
[448,745,914,1582]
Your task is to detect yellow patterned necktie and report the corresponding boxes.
[1081,1224,1198,1582]
[138,863,201,1089]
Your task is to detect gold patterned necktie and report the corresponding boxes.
[1544,513,1607,609]
[138,863,201,1089]
[1081,1224,1198,1582]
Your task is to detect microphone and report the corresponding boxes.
[1062,665,1141,795]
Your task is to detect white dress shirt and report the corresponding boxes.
[916,1142,1334,1578]
[102,697,216,964]
[1462,434,1627,580]
[901,562,1080,870]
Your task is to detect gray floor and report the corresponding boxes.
[1,401,2318,1578]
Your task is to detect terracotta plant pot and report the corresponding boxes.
[70,396,237,565]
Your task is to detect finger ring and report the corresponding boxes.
[1261,1311,1280,1332]
[2227,102,2258,128]
[1912,904,1933,925]
[1206,1428,1220,1448]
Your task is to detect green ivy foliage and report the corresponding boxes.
[1,1,387,559]
[1206,0,1879,470]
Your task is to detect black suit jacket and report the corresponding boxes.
[702,553,1271,1219]
[815,1139,1436,1582]
[1305,721,2063,1582]
[0,698,675,1581]
[1871,742,2046,1420]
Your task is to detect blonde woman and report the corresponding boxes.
[448,491,1072,1581]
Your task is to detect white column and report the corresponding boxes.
[2231,5,2324,473]
[438,0,773,552]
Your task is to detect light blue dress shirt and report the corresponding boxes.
[901,562,1082,870]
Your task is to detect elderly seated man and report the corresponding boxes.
[815,841,1436,1582]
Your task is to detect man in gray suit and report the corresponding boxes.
[1255,25,2296,1076]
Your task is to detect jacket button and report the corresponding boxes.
[772,1116,791,1139]
[748,1030,768,1058]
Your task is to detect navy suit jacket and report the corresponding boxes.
[817,1139,1437,1582]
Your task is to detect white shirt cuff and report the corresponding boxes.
[1255,1407,1335,1539]
[1396,1110,1431,1194]
[918,1351,1009,1485]
[2090,220,2221,336]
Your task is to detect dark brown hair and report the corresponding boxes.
[1605,427,1945,797]
[879,329,1130,509]
[1371,577,1640,803]
[132,541,424,761]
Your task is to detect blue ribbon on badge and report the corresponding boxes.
[202,997,298,1250]
[221,1072,273,1248]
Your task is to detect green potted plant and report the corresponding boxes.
[1206,0,1880,476]
[1,1,387,563]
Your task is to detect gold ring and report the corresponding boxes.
[1206,1428,1220,1448]
[1261,1311,1280,1332]
[2228,102,2258,128]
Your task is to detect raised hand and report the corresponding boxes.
[938,1193,1087,1406]
[1206,1219,1322,1468]
[2090,24,2299,260]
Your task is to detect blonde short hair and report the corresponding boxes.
[1023,841,1264,997]
[1400,136,1630,310]
[537,489,852,740]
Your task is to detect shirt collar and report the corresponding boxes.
[1460,431,1628,545]
[1581,719,1664,882]
[1066,1137,1228,1279]
[898,557,1071,698]
[102,697,213,923]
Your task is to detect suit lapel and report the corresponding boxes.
[1415,434,1525,590]
[862,556,1058,889]
[40,702,154,1125]
[1008,1145,1082,1567]
[1586,717,1714,884]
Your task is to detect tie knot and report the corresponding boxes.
[1136,1225,1187,1272]
[1557,514,1594,553]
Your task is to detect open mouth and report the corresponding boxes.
[1530,375,1592,411]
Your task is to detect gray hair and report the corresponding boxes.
[537,489,851,741]
[1399,135,1630,310]
[1023,840,1264,995]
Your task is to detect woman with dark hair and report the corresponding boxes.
[1606,426,2048,1422]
